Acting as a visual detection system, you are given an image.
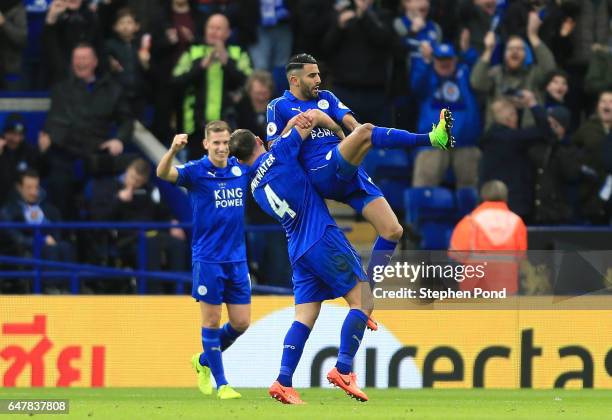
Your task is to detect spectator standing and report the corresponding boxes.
[172,13,251,159]
[470,12,556,128]
[572,90,612,224]
[41,43,134,219]
[0,0,27,90]
[42,0,102,86]
[249,0,293,72]
[411,43,482,188]
[458,0,500,56]
[542,69,569,110]
[584,43,612,98]
[149,0,197,144]
[479,90,548,221]
[291,0,335,62]
[104,7,151,119]
[393,0,442,72]
[528,106,585,224]
[324,0,398,126]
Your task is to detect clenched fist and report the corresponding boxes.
[171,134,188,153]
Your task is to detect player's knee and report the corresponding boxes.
[354,123,374,144]
[357,123,374,133]
[231,319,250,333]
[295,312,318,329]
[201,312,222,329]
[382,223,403,242]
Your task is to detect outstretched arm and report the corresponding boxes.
[157,134,188,182]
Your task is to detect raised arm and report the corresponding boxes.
[156,134,188,183]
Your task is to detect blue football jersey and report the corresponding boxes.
[251,129,336,263]
[266,90,352,170]
[175,156,248,263]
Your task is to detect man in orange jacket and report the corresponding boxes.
[450,180,527,294]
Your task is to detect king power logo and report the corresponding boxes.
[214,187,244,208]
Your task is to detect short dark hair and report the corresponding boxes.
[73,42,97,56]
[114,7,137,23]
[542,69,569,89]
[286,53,318,74]
[229,129,257,161]
[17,169,39,185]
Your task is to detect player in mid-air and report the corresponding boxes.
[157,121,250,400]
[230,109,379,405]
[267,53,454,285]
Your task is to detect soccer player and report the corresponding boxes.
[267,53,453,283]
[229,109,377,405]
[156,121,250,400]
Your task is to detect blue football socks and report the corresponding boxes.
[372,126,430,149]
[336,309,368,375]
[277,321,311,387]
[367,236,398,287]
[201,327,228,388]
[199,323,244,367]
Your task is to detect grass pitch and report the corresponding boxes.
[3,388,612,419]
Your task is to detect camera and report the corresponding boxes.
[502,87,523,98]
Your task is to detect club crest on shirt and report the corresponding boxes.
[267,122,277,136]
[436,81,461,102]
[231,166,243,177]
[317,99,330,110]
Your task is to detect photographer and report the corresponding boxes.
[42,0,103,86]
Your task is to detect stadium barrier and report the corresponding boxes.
[0,222,291,294]
[1,296,611,389]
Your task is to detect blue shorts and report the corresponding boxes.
[192,261,251,305]
[307,146,384,213]
[292,226,367,305]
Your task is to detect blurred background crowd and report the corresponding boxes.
[1,0,612,294]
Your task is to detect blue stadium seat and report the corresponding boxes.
[419,221,453,249]
[377,179,410,212]
[361,149,413,180]
[455,187,479,219]
[404,187,455,226]
[404,187,456,250]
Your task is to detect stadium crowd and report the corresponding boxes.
[1,0,612,292]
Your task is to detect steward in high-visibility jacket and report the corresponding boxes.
[449,180,527,294]
[171,14,251,156]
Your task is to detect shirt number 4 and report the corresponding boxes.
[264,185,296,219]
